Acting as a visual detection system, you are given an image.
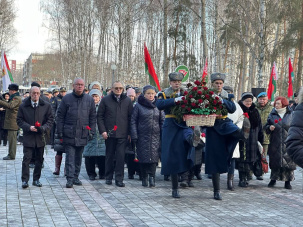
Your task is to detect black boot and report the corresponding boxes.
[238,171,247,187]
[149,175,155,187]
[227,173,234,191]
[285,181,292,189]
[171,174,180,198]
[142,178,148,187]
[212,173,222,200]
[164,175,170,181]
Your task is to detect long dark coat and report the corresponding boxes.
[156,92,191,175]
[286,103,303,168]
[266,107,296,170]
[17,98,54,148]
[130,95,164,163]
[238,102,264,163]
[205,96,238,174]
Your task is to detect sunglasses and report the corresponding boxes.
[114,87,123,90]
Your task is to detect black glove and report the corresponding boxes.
[88,133,94,141]
[36,126,44,134]
[58,133,63,139]
[131,139,137,151]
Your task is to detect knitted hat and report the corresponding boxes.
[143,85,156,94]
[241,92,254,101]
[89,89,102,99]
[126,88,136,97]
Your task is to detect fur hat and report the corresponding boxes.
[211,73,226,83]
[126,88,136,97]
[169,72,184,81]
[89,81,102,90]
[31,81,40,87]
[8,83,19,91]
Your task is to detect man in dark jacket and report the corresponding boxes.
[97,81,133,187]
[17,86,54,188]
[0,83,22,160]
[56,78,96,188]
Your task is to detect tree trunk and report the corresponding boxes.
[296,2,303,93]
[201,0,208,61]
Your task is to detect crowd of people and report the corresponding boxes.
[1,73,303,200]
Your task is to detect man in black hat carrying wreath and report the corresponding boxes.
[0,83,22,160]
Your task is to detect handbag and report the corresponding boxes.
[261,154,268,173]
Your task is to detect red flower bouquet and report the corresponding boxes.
[171,79,228,126]
[108,125,118,137]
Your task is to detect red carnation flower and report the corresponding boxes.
[189,95,193,98]
[86,126,91,130]
[209,91,214,95]
[219,105,223,109]
[274,119,278,124]
[279,118,282,121]
[183,100,188,104]
[215,96,219,100]
[182,97,185,100]
[113,125,118,131]
[213,100,217,105]
[181,105,186,108]
[203,87,208,91]
[192,87,198,91]
[214,107,217,110]
[218,101,222,105]
[191,103,196,107]
[184,91,188,95]
[243,113,249,118]
[201,133,206,137]
[205,94,210,99]
[197,91,202,95]
[198,99,203,103]
[134,158,139,162]
[35,121,41,127]
[187,107,192,112]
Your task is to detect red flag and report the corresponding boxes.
[288,58,294,98]
[144,43,161,91]
[267,62,277,101]
[202,58,208,82]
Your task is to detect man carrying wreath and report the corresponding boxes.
[156,72,199,198]
[205,73,249,200]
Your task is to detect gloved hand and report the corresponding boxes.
[36,126,44,134]
[58,133,63,139]
[88,133,94,141]
[174,96,184,103]
[131,139,137,151]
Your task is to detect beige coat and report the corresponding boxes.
[0,93,22,130]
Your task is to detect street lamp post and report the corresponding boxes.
[111,64,117,85]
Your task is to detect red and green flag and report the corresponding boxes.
[288,57,294,98]
[267,62,277,101]
[144,43,161,91]
[1,51,14,91]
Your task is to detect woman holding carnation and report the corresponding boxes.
[265,96,295,189]
[237,92,264,187]
[131,85,164,187]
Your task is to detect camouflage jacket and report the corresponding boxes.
[255,101,273,144]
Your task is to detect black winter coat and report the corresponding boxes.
[238,102,264,163]
[265,107,295,170]
[56,91,96,146]
[286,103,303,168]
[17,98,54,148]
[97,92,133,139]
[130,95,164,163]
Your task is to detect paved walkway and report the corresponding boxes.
[1,144,303,227]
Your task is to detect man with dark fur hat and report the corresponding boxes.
[0,83,22,160]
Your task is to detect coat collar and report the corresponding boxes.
[24,97,46,107]
[110,92,127,102]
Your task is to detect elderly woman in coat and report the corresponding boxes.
[83,89,106,180]
[237,92,264,187]
[265,96,295,189]
[131,85,165,187]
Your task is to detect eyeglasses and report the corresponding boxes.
[114,87,123,90]
[75,84,84,87]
